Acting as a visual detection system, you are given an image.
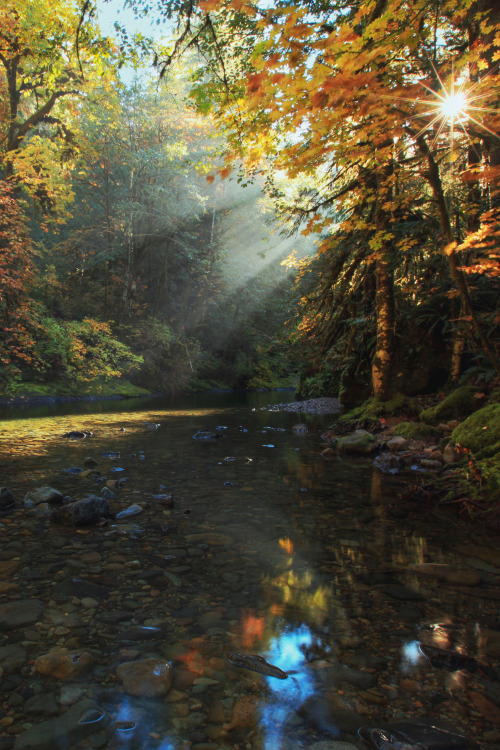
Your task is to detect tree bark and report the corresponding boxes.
[371,167,395,401]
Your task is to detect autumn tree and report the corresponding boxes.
[0,0,116,214]
[147,0,500,400]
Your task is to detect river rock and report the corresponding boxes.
[358,720,479,750]
[223,695,258,731]
[298,695,363,735]
[292,424,308,433]
[51,495,109,526]
[13,698,107,750]
[0,560,20,579]
[479,627,500,657]
[409,563,481,586]
[386,436,409,451]
[116,658,173,697]
[331,662,378,690]
[380,584,423,600]
[0,599,45,629]
[373,453,404,474]
[116,504,143,519]
[0,644,26,674]
[34,650,94,679]
[337,430,378,455]
[0,487,15,509]
[24,486,64,506]
[468,692,500,725]
[309,744,359,750]
[24,693,59,716]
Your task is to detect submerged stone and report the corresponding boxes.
[13,699,107,750]
[358,720,478,750]
[116,658,173,697]
[0,599,45,629]
[51,495,109,526]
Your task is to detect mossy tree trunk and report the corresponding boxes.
[372,167,396,401]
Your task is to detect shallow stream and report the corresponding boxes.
[0,391,499,750]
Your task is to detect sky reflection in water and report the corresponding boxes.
[261,624,315,749]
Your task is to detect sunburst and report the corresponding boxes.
[414,59,499,153]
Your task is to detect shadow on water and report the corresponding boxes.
[0,391,497,750]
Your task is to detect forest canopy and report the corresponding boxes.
[0,0,499,404]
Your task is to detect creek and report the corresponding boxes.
[0,391,498,750]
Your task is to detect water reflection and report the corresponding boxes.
[261,624,315,750]
[0,393,497,750]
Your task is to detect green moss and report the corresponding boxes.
[13,379,150,400]
[489,388,500,404]
[393,421,442,439]
[339,394,420,430]
[451,403,500,458]
[420,386,482,424]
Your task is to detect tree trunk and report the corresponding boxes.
[417,135,500,381]
[371,167,395,401]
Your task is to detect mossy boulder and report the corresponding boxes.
[339,394,420,430]
[337,429,379,455]
[450,404,500,458]
[419,386,482,424]
[393,421,442,440]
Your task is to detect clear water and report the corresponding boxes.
[0,392,498,750]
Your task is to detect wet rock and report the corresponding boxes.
[118,625,166,641]
[61,467,83,475]
[380,584,423,600]
[51,496,109,526]
[116,504,143,519]
[13,698,107,750]
[330,663,378,690]
[63,430,93,438]
[443,444,460,464]
[192,430,221,441]
[468,691,500,725]
[145,422,160,430]
[0,644,26,674]
[83,457,99,467]
[51,577,110,601]
[479,627,500,657]
[100,486,116,500]
[24,693,59,716]
[0,599,45,629]
[59,686,85,706]
[358,720,479,750]
[223,695,258,732]
[0,487,15,509]
[24,486,64,506]
[34,650,94,680]
[292,423,308,433]
[116,658,173,697]
[410,563,481,587]
[373,453,404,474]
[0,560,20,579]
[298,695,363,735]
[337,430,378,455]
[309,743,359,750]
[418,643,495,676]
[386,436,409,451]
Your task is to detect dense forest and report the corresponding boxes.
[0,0,499,408]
